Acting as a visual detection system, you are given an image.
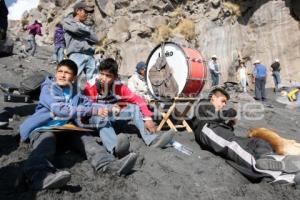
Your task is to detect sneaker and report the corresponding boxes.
[294,171,300,185]
[31,170,71,190]
[150,130,174,148]
[114,133,130,158]
[102,152,137,176]
[256,155,300,173]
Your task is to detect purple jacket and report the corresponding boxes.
[26,23,42,36]
[54,26,65,48]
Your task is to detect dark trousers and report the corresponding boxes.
[255,77,266,100]
[23,131,114,178]
[194,123,275,181]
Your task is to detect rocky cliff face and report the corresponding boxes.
[8,0,300,86]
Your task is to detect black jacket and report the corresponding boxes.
[191,99,237,130]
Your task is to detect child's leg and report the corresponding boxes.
[118,104,157,146]
[23,131,57,177]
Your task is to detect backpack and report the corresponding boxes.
[19,70,53,97]
[148,43,178,100]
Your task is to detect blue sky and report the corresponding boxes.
[6,0,39,20]
[5,0,16,7]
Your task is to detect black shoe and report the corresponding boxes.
[256,155,300,173]
[0,110,9,128]
[150,130,174,148]
[102,152,137,176]
[114,133,130,158]
[31,170,71,190]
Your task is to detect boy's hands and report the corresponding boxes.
[98,108,109,117]
[144,119,156,133]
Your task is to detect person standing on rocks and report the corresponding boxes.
[20,59,137,190]
[189,86,300,185]
[50,23,65,64]
[270,58,281,92]
[63,2,99,83]
[208,55,221,86]
[236,60,247,93]
[24,20,43,56]
[253,60,267,101]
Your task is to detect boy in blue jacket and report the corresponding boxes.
[20,59,137,190]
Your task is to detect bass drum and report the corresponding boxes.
[146,42,207,101]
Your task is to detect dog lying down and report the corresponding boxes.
[247,128,300,156]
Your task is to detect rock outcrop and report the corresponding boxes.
[7,0,300,86]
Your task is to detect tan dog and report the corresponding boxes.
[247,127,300,155]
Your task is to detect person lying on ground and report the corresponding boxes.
[20,59,137,190]
[189,86,300,184]
[83,58,174,158]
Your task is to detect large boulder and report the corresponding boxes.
[0,38,14,57]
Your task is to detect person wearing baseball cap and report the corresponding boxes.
[63,1,99,83]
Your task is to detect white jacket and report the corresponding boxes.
[128,72,151,102]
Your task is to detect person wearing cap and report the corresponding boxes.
[253,60,267,101]
[23,20,43,56]
[63,2,99,83]
[189,87,300,184]
[128,61,152,102]
[208,55,221,86]
[270,58,281,92]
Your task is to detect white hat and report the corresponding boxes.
[211,55,217,58]
[253,60,260,64]
[274,58,279,62]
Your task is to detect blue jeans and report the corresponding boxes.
[210,71,219,86]
[26,35,36,56]
[272,71,281,90]
[53,46,64,63]
[89,104,157,153]
[69,53,97,81]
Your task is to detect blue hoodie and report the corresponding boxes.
[20,77,101,142]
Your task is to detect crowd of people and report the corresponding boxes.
[208,54,283,101]
[1,1,300,192]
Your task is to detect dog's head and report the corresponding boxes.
[247,127,269,137]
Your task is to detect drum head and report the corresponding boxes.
[146,42,188,101]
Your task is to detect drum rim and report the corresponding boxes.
[145,42,188,101]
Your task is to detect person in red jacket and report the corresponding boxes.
[84,58,174,157]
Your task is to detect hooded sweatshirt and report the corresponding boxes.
[20,77,102,141]
[63,14,99,56]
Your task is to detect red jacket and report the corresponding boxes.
[84,79,152,118]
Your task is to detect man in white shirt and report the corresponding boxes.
[208,55,221,86]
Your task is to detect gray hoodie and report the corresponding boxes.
[63,14,99,56]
